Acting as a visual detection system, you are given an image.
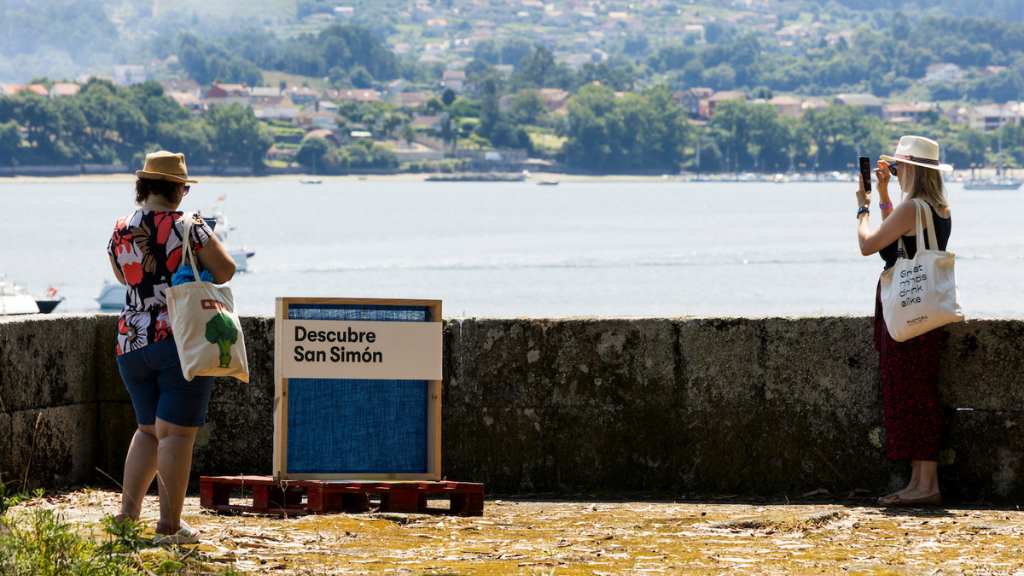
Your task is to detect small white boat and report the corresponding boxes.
[97,281,126,311]
[537,179,560,186]
[229,248,255,273]
[1,278,41,315]
[300,177,323,184]
[963,177,1022,191]
[207,202,254,272]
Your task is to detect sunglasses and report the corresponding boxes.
[887,162,900,176]
[183,185,191,195]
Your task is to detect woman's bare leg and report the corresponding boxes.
[154,418,199,534]
[904,461,921,493]
[903,460,940,498]
[119,425,158,520]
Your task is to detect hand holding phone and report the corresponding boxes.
[858,156,872,193]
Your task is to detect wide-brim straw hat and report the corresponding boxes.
[880,135,953,172]
[135,150,198,184]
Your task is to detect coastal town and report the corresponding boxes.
[2,0,1023,175]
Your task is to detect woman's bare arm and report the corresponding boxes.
[876,160,894,220]
[858,201,916,256]
[196,233,237,284]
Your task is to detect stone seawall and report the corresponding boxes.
[1,315,1022,500]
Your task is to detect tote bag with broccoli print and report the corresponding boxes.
[166,213,249,383]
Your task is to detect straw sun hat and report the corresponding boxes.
[136,150,198,184]
[880,135,953,172]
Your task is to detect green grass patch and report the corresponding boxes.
[0,485,237,576]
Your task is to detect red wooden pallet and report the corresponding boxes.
[199,475,484,517]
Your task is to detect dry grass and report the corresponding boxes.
[12,489,1024,575]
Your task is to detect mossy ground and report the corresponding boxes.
[11,489,1024,575]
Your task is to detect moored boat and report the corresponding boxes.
[963,177,1022,190]
[35,286,64,313]
[1,278,40,315]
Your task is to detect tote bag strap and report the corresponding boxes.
[179,212,202,280]
[896,201,919,257]
[897,199,939,256]
[917,198,940,250]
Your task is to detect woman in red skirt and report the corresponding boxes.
[855,135,952,507]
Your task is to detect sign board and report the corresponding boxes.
[273,297,443,481]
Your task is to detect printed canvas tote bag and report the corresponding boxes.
[880,199,964,342]
[166,213,249,382]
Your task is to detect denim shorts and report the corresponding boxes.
[116,338,215,427]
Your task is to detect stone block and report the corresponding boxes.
[454,318,676,409]
[0,315,97,411]
[193,378,275,477]
[943,408,1024,501]
[10,404,96,489]
[940,320,1024,410]
[94,402,137,484]
[93,315,128,403]
[676,318,765,412]
[0,412,11,485]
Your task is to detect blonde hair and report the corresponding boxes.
[904,164,949,212]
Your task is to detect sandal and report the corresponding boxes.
[152,524,200,546]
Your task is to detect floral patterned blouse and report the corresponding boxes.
[107,209,213,356]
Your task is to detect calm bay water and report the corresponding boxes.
[1,178,1021,318]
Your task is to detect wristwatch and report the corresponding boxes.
[856,206,870,218]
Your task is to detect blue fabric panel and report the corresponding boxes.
[288,304,430,322]
[287,378,428,474]
[284,303,433,474]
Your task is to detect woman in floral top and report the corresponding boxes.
[106,151,236,546]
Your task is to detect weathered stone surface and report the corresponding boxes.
[943,407,1024,500]
[2,315,1023,500]
[445,319,678,492]
[9,404,96,487]
[94,402,136,484]
[0,315,97,411]
[93,315,127,403]
[940,320,1024,410]
[0,412,11,484]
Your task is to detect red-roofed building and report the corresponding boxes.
[50,83,81,98]
[26,84,49,97]
[206,83,251,107]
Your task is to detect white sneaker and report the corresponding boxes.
[152,524,200,546]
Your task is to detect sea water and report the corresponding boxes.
[1,179,1021,318]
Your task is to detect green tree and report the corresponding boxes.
[205,104,273,170]
[562,83,690,172]
[0,121,20,162]
[800,106,890,171]
[349,66,374,89]
[507,90,547,126]
[296,137,332,173]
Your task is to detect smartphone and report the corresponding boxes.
[858,156,872,193]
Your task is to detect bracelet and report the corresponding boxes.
[879,201,893,210]
[857,206,870,218]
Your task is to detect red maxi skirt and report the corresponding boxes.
[874,281,946,461]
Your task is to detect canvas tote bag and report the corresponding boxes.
[165,213,249,382]
[880,199,964,342]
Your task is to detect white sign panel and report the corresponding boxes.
[281,319,442,380]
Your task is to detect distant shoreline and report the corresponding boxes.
[0,168,1007,184]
